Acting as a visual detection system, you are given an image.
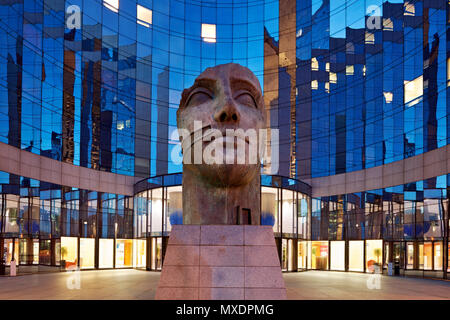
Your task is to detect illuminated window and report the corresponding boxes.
[310,241,328,270]
[133,239,147,268]
[201,23,216,43]
[383,18,393,31]
[404,2,415,16]
[99,239,114,268]
[61,237,78,270]
[116,239,133,268]
[103,0,119,13]
[365,32,375,44]
[311,80,318,90]
[362,65,366,76]
[447,58,450,87]
[346,65,354,75]
[404,76,423,107]
[137,5,152,27]
[80,238,95,269]
[117,120,124,130]
[349,241,364,272]
[329,72,337,84]
[311,57,319,71]
[325,62,329,72]
[366,240,383,273]
[330,241,345,271]
[383,92,393,104]
[325,82,329,93]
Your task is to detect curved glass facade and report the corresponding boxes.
[0,0,449,278]
[0,0,447,179]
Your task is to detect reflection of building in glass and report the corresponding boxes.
[0,0,448,279]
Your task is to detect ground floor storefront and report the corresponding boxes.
[280,238,449,279]
[2,236,449,280]
[0,236,166,273]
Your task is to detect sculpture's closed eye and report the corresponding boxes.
[186,90,213,108]
[235,92,257,109]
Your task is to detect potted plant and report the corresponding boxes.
[374,248,381,264]
[61,247,67,270]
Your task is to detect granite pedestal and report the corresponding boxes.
[155,225,287,300]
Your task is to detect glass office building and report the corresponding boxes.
[0,0,448,278]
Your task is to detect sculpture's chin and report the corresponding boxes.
[186,163,259,187]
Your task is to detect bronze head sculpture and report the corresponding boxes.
[177,63,266,225]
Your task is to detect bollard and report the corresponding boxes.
[10,259,16,277]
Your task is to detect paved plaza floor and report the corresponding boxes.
[0,269,448,300]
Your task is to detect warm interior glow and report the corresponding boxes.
[329,72,337,84]
[447,58,450,87]
[297,241,307,269]
[404,2,415,16]
[423,242,432,270]
[137,5,152,27]
[366,240,383,273]
[311,241,328,270]
[383,18,393,31]
[383,91,393,103]
[80,238,95,269]
[133,239,147,268]
[434,242,442,270]
[201,23,216,43]
[404,76,423,107]
[346,65,354,75]
[103,0,119,13]
[330,241,345,271]
[99,239,114,268]
[365,32,374,44]
[116,239,133,267]
[311,57,319,71]
[61,237,78,270]
[349,241,364,272]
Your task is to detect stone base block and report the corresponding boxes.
[155,225,287,300]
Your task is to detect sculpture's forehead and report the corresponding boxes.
[196,63,261,92]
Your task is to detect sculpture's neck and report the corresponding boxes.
[182,169,261,225]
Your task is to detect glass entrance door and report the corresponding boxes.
[281,239,287,271]
[151,237,162,271]
[393,241,405,274]
[298,241,307,270]
[3,239,19,265]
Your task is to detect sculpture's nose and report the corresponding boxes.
[213,97,240,123]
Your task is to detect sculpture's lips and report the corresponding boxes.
[185,125,250,150]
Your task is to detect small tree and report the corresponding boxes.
[61,247,67,261]
[374,248,382,264]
